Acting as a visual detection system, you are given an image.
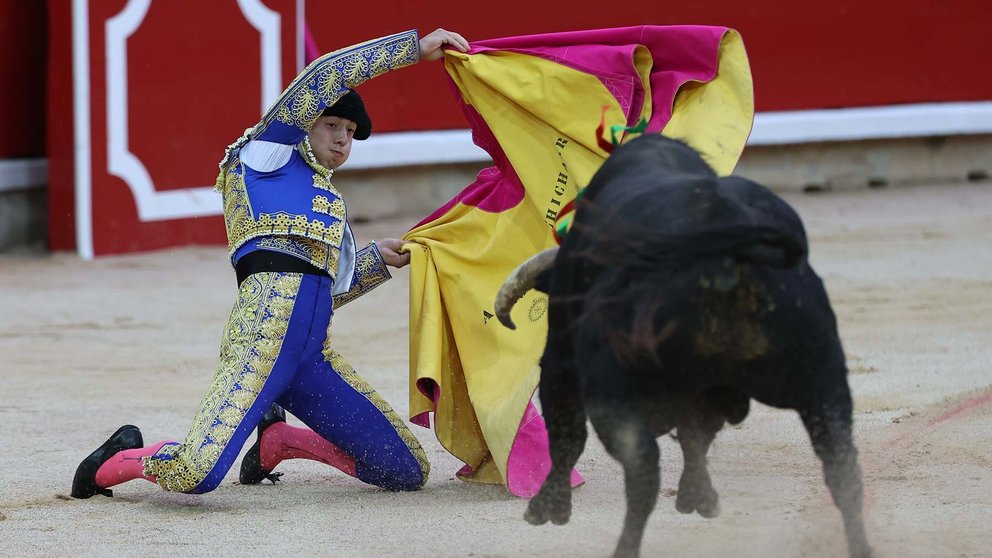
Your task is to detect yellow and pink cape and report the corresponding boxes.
[402,25,754,497]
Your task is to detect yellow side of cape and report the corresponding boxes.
[403,30,753,488]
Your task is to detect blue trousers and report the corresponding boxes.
[143,272,429,493]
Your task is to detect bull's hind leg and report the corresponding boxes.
[588,405,659,558]
[525,343,587,526]
[674,401,725,518]
[800,390,872,558]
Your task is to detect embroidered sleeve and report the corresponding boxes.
[253,30,420,146]
[332,242,392,310]
[216,30,419,189]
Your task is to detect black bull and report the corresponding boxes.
[495,135,871,558]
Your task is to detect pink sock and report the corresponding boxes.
[94,441,168,488]
[260,423,357,478]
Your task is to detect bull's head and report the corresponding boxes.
[494,247,559,330]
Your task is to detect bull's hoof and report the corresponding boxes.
[612,544,640,558]
[551,510,571,525]
[696,498,721,518]
[675,487,720,518]
[524,493,571,526]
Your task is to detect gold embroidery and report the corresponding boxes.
[309,242,331,272]
[289,88,322,132]
[312,195,346,220]
[216,126,255,185]
[228,210,344,255]
[221,162,252,239]
[317,67,344,101]
[332,242,391,310]
[312,172,334,192]
[300,137,334,178]
[321,349,430,487]
[313,195,331,214]
[344,54,370,83]
[143,273,302,492]
[370,46,390,77]
[328,198,345,219]
[264,31,420,134]
[259,212,309,233]
[391,38,417,66]
[256,236,337,273]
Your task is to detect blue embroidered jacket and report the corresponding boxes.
[215,30,421,308]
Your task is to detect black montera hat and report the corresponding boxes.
[322,89,372,140]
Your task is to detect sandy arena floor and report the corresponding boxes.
[1,181,990,557]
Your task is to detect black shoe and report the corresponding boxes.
[239,404,287,485]
[71,424,144,499]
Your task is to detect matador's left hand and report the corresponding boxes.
[376,238,411,268]
[419,28,469,62]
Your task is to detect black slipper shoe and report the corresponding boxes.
[239,404,287,485]
[71,424,144,499]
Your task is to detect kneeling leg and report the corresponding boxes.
[279,351,430,492]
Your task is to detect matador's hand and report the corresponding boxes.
[419,28,469,62]
[376,238,412,268]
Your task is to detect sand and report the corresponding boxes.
[1,181,990,557]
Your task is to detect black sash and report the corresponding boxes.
[235,250,330,287]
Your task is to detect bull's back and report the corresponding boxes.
[561,136,839,406]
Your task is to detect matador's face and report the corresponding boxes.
[307,115,355,170]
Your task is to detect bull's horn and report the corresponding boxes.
[494,247,559,330]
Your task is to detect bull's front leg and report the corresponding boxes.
[525,341,587,526]
[588,404,660,558]
[800,393,872,558]
[674,400,726,518]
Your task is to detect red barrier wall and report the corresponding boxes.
[309,0,992,133]
[23,1,992,157]
[46,2,73,249]
[46,0,301,254]
[0,1,47,158]
[29,0,992,255]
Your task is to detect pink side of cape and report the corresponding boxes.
[413,25,726,227]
